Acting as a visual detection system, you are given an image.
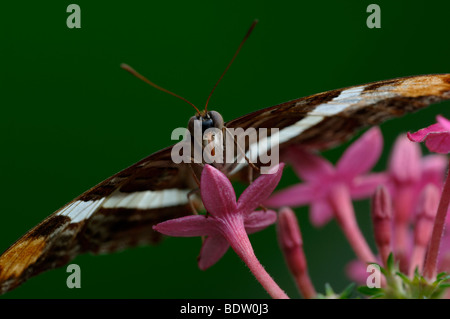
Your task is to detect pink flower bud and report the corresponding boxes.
[371,186,392,266]
[409,184,439,276]
[277,207,315,299]
[415,184,439,247]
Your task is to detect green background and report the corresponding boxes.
[1,0,450,298]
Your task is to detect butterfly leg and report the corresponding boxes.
[248,164,254,185]
[223,127,259,185]
[187,188,201,215]
[187,162,213,218]
[187,162,202,187]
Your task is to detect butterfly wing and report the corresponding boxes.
[225,74,450,177]
[228,74,450,144]
[0,146,197,294]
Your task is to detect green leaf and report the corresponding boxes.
[396,271,411,284]
[413,267,421,278]
[357,285,383,296]
[436,272,448,280]
[339,283,356,299]
[438,283,450,288]
[386,253,395,272]
[379,266,388,276]
[325,283,334,296]
[436,275,450,282]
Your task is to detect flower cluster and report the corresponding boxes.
[153,115,450,299]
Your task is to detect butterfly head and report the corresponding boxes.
[188,110,224,136]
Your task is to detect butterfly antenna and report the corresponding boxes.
[120,63,201,114]
[204,19,258,112]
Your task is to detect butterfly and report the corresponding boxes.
[1,20,450,295]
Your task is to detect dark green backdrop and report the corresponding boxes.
[1,0,450,298]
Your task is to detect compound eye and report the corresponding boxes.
[208,111,224,129]
[201,117,214,133]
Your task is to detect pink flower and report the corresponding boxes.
[388,134,446,198]
[407,116,450,279]
[266,127,385,265]
[346,133,447,282]
[407,115,450,154]
[346,184,441,283]
[386,134,446,271]
[409,184,440,276]
[153,163,289,299]
[265,126,386,227]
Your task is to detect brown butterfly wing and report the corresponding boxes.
[227,74,450,150]
[0,146,196,294]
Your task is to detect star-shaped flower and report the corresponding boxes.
[265,127,385,265]
[153,163,289,298]
[265,126,386,227]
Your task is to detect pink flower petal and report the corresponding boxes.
[244,210,277,234]
[349,173,388,199]
[345,259,368,284]
[310,199,333,227]
[198,235,230,270]
[420,154,447,187]
[439,229,450,256]
[406,115,450,154]
[414,184,439,248]
[389,134,422,183]
[336,127,383,177]
[435,227,450,273]
[437,115,450,131]
[201,165,237,218]
[424,132,450,154]
[438,250,450,275]
[264,183,316,208]
[285,146,334,182]
[153,215,217,237]
[237,163,284,215]
[407,123,447,143]
[422,154,447,174]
